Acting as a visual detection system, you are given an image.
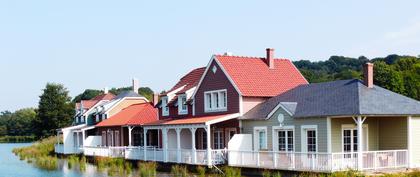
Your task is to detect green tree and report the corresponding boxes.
[72,89,103,103]
[34,83,74,137]
[8,108,36,136]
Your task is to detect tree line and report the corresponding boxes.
[0,54,418,140]
[294,54,420,101]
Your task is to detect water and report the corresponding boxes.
[0,143,171,177]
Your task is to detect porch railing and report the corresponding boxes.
[228,150,408,172]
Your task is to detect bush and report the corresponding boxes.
[79,156,86,171]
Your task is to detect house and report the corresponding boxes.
[55,91,115,154]
[55,79,149,154]
[139,48,308,165]
[231,63,420,172]
[83,103,158,157]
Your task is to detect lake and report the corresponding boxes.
[0,143,173,177]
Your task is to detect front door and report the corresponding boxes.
[213,130,224,149]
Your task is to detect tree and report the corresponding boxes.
[34,83,74,137]
[72,89,103,103]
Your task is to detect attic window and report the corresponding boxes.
[212,65,217,74]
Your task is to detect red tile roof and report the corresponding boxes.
[76,100,99,110]
[144,114,236,126]
[96,103,158,127]
[164,67,206,95]
[215,55,308,97]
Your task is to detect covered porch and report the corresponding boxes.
[125,113,240,166]
[54,124,86,154]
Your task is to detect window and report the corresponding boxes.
[278,130,294,152]
[254,127,267,150]
[133,131,143,146]
[107,131,113,146]
[204,90,227,112]
[161,97,169,116]
[81,116,85,123]
[178,95,188,114]
[342,125,368,155]
[96,114,99,122]
[213,130,224,149]
[259,131,267,149]
[307,130,316,152]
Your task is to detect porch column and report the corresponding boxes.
[190,128,197,164]
[143,128,148,160]
[56,131,60,144]
[128,126,134,146]
[176,128,181,163]
[162,128,168,162]
[82,130,85,147]
[206,124,212,166]
[355,116,366,171]
[408,116,413,168]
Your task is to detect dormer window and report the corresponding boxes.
[161,97,169,116]
[178,95,188,115]
[204,89,227,112]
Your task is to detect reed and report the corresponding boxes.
[171,165,189,177]
[196,166,206,177]
[138,161,157,177]
[79,156,86,172]
[222,166,241,177]
[34,155,58,171]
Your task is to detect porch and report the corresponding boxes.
[228,149,408,172]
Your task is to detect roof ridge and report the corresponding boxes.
[215,54,290,61]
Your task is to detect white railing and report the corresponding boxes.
[363,150,408,170]
[228,150,407,172]
[125,146,144,160]
[83,146,110,157]
[54,144,64,154]
[109,146,126,158]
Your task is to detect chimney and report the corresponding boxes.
[363,62,374,88]
[152,93,159,106]
[266,48,275,69]
[103,87,109,94]
[132,78,139,93]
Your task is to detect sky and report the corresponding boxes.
[1,0,420,111]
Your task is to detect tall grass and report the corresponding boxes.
[262,170,282,177]
[138,162,157,177]
[196,166,206,177]
[13,136,58,170]
[223,166,241,177]
[171,165,189,177]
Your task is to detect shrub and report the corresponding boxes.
[79,156,86,171]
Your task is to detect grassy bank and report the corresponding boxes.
[12,136,58,170]
[0,135,37,143]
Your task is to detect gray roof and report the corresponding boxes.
[242,79,420,119]
[116,91,144,99]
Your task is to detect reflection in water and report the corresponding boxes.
[1,143,173,177]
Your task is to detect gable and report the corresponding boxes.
[194,59,240,116]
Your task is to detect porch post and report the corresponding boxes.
[190,127,197,164]
[162,128,168,162]
[128,126,134,147]
[176,128,181,163]
[408,116,413,168]
[82,130,85,147]
[206,124,212,167]
[143,128,148,160]
[356,116,365,171]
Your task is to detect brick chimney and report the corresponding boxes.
[363,63,374,88]
[266,48,275,69]
[152,93,159,106]
[132,78,139,93]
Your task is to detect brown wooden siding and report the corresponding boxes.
[194,60,240,116]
